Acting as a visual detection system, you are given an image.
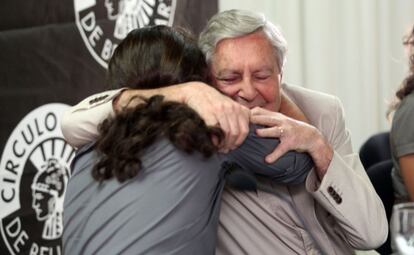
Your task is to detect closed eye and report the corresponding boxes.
[254,75,270,81]
[216,76,240,84]
[221,78,237,82]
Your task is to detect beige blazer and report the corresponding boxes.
[216,84,387,255]
[61,84,388,255]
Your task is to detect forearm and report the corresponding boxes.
[113,84,189,113]
[61,83,198,148]
[399,154,414,201]
[307,128,334,181]
[62,81,249,151]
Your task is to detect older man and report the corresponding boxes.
[62,9,387,254]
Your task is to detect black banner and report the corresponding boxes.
[0,1,217,254]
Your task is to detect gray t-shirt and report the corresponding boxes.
[63,139,224,255]
[63,127,313,254]
[391,92,414,202]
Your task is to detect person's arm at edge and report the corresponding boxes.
[400,154,414,201]
[391,98,414,201]
[61,81,250,150]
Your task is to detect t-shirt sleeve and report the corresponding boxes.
[392,95,414,157]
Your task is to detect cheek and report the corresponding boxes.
[215,83,239,98]
[258,85,278,102]
[257,84,280,111]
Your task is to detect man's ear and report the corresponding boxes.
[279,70,283,83]
[276,71,283,88]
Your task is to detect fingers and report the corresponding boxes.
[234,107,250,147]
[182,82,249,152]
[255,126,285,138]
[250,106,272,116]
[250,106,332,168]
[250,108,292,163]
[265,143,290,163]
[250,106,285,127]
[250,114,283,127]
[201,113,219,127]
[216,107,231,153]
[217,102,250,152]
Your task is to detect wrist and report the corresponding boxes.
[180,81,208,104]
[112,82,206,113]
[309,129,333,180]
[162,83,188,103]
[113,89,131,114]
[113,89,150,113]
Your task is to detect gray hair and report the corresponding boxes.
[199,9,287,71]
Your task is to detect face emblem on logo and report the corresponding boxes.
[74,0,177,68]
[0,103,75,254]
[31,158,69,240]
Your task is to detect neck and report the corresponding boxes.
[279,91,309,123]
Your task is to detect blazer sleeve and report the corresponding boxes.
[305,97,388,249]
[60,88,125,148]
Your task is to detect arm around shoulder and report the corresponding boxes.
[60,83,210,148]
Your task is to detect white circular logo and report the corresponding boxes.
[0,103,75,255]
[74,0,177,68]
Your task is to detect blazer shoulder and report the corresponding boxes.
[283,83,342,122]
[283,83,340,112]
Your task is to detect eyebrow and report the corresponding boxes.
[253,68,274,74]
[215,69,241,77]
[216,66,275,76]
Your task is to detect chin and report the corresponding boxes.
[262,103,278,111]
[240,102,268,109]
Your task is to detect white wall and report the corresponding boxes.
[219,0,414,150]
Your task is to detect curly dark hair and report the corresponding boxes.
[388,25,414,116]
[92,26,223,182]
[106,26,210,90]
[93,95,223,182]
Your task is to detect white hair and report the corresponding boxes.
[199,9,287,71]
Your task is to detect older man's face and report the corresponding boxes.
[211,31,282,111]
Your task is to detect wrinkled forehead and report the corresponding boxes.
[212,32,279,69]
[211,34,279,74]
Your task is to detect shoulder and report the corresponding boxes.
[283,83,344,136]
[282,83,342,120]
[394,93,414,121]
[392,93,414,131]
[282,83,340,113]
[391,93,414,147]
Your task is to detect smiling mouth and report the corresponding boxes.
[236,99,267,109]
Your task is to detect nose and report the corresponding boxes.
[238,78,257,102]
